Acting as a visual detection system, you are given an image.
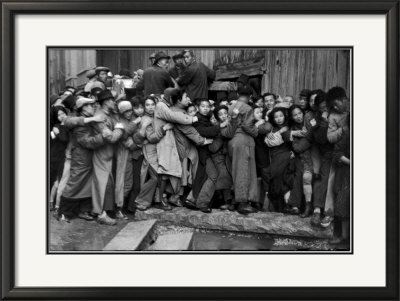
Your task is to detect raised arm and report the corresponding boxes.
[220,118,239,139]
[241,110,258,138]
[75,126,104,150]
[175,124,206,146]
[155,103,194,125]
[193,122,220,138]
[327,113,346,143]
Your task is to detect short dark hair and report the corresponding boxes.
[326,86,348,110]
[268,107,288,127]
[299,89,312,100]
[313,90,327,108]
[213,105,229,121]
[288,105,305,124]
[170,89,184,105]
[195,98,210,107]
[262,92,276,100]
[144,95,157,105]
[119,68,133,78]
[183,49,194,57]
[130,96,144,108]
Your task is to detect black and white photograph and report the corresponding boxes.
[48,47,352,252]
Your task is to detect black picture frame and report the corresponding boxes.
[1,1,399,300]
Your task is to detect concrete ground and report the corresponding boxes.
[49,210,350,252]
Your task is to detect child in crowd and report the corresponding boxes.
[192,99,223,212]
[264,107,294,212]
[254,107,273,211]
[187,104,198,117]
[209,105,234,210]
[253,96,264,108]
[284,105,314,217]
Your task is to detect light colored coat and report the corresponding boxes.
[91,109,123,214]
[153,99,194,178]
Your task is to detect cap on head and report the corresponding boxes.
[97,90,115,104]
[118,101,133,114]
[154,51,171,64]
[237,85,252,97]
[172,51,184,60]
[76,97,95,109]
[86,69,97,79]
[95,66,110,74]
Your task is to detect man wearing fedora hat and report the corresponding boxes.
[137,51,175,96]
[91,90,125,225]
[95,66,110,84]
[58,97,104,223]
[84,69,98,93]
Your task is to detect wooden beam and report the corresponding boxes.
[215,58,265,80]
[208,81,237,91]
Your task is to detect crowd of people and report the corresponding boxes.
[50,49,351,244]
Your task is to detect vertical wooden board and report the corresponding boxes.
[296,50,303,97]
[314,50,325,90]
[326,50,337,89]
[272,50,281,95]
[263,50,273,94]
[320,50,327,90]
[337,50,347,92]
[286,49,297,98]
[281,50,290,97]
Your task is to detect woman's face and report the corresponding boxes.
[284,96,294,107]
[253,107,262,121]
[123,110,133,120]
[254,98,264,108]
[291,108,304,124]
[274,111,285,125]
[144,99,155,115]
[133,105,144,117]
[264,95,275,110]
[57,110,67,123]
[218,109,228,122]
[298,97,308,110]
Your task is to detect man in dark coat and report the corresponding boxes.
[169,51,186,81]
[58,98,104,223]
[137,51,175,96]
[177,49,216,102]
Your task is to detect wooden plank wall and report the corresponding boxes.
[48,49,66,96]
[96,48,350,97]
[261,49,350,98]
